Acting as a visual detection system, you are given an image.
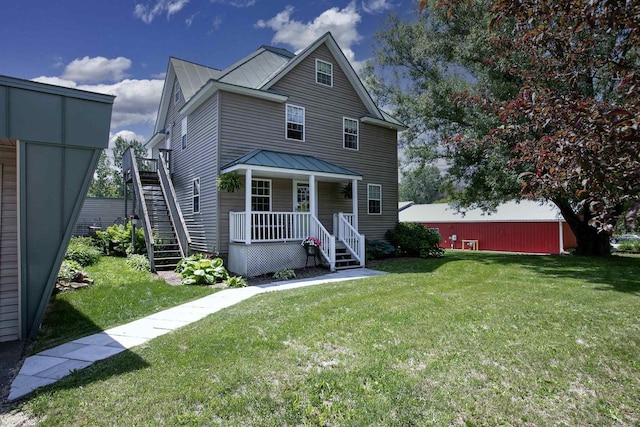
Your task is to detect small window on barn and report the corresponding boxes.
[316,59,333,87]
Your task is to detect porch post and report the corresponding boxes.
[351,178,358,230]
[245,169,252,244]
[309,174,317,218]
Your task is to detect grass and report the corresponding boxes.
[30,257,215,354]
[22,252,640,425]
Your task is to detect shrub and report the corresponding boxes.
[177,254,229,286]
[57,260,83,283]
[273,269,296,280]
[385,222,444,258]
[126,254,151,272]
[94,222,146,256]
[366,240,396,260]
[618,240,640,251]
[65,237,102,267]
[225,276,248,288]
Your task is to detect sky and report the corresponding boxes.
[0,0,418,151]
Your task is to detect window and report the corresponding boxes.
[174,80,180,104]
[368,184,382,215]
[181,116,188,150]
[316,59,333,86]
[343,117,359,150]
[251,179,271,211]
[286,104,305,141]
[192,178,200,213]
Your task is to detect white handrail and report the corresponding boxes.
[337,212,365,267]
[311,216,335,271]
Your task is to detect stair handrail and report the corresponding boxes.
[125,147,155,270]
[337,212,365,267]
[157,154,191,258]
[310,216,336,271]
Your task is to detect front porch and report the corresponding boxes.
[227,211,364,276]
[222,150,366,276]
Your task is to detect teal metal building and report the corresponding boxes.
[0,75,114,341]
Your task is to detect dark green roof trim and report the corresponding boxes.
[221,149,362,177]
[0,75,115,104]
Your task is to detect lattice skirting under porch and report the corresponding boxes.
[227,242,313,277]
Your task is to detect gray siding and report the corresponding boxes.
[165,78,220,253]
[0,144,18,342]
[73,197,127,235]
[217,42,398,249]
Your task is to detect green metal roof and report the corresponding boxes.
[222,149,362,177]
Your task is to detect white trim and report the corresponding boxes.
[360,115,407,131]
[192,177,200,213]
[181,80,288,116]
[315,58,333,87]
[285,104,305,142]
[558,220,564,253]
[251,178,272,212]
[222,164,362,181]
[343,117,359,151]
[181,116,188,150]
[293,180,310,212]
[367,183,382,215]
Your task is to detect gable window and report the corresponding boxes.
[181,116,188,150]
[192,178,200,213]
[286,104,305,141]
[343,117,359,150]
[251,179,271,211]
[174,80,180,104]
[316,59,333,87]
[368,184,382,215]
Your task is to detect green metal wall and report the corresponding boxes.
[0,76,114,339]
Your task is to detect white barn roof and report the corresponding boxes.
[400,200,565,223]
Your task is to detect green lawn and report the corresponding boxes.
[30,257,215,354]
[23,252,640,426]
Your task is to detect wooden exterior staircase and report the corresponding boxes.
[123,148,192,272]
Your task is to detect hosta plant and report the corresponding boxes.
[177,255,229,286]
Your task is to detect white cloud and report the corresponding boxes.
[134,0,190,23]
[61,56,132,83]
[109,130,148,150]
[362,0,393,13]
[210,0,256,7]
[79,79,164,129]
[255,2,364,69]
[209,16,223,32]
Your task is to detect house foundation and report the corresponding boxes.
[228,242,312,277]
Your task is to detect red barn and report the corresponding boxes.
[399,201,577,254]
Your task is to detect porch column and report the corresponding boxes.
[351,178,358,230]
[309,174,317,218]
[245,169,252,244]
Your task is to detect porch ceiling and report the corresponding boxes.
[221,149,362,182]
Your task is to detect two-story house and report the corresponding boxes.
[129,32,403,277]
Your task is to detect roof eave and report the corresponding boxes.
[180,80,288,116]
[360,116,407,131]
[221,163,362,181]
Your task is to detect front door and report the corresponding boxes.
[294,181,309,238]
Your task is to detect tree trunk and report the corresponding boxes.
[553,198,612,256]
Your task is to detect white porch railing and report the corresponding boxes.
[336,212,365,267]
[229,211,311,243]
[311,216,336,271]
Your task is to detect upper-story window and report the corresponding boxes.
[316,59,333,87]
[192,178,200,213]
[343,117,359,150]
[181,116,188,150]
[174,80,180,104]
[251,179,272,211]
[286,104,305,141]
[368,184,382,215]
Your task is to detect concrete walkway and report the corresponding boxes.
[8,268,386,401]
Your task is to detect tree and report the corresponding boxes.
[399,164,444,204]
[87,136,148,198]
[369,0,639,255]
[87,151,119,198]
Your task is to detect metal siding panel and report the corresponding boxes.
[0,86,7,136]
[9,88,63,143]
[424,221,562,253]
[64,98,113,148]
